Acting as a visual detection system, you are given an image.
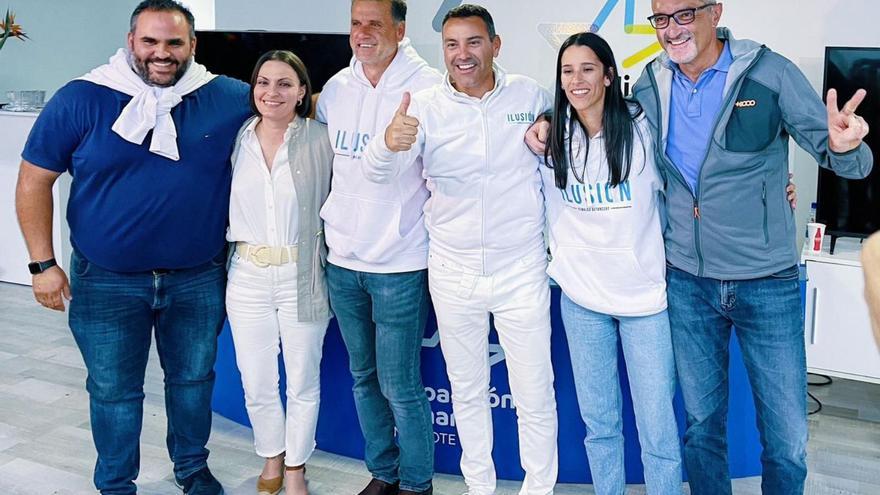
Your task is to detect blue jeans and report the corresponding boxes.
[68,249,226,494]
[666,264,807,495]
[560,293,682,495]
[326,263,434,492]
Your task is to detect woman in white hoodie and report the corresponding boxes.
[541,32,682,494]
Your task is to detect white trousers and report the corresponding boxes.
[428,250,558,495]
[226,254,329,466]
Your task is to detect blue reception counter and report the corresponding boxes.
[212,286,763,483]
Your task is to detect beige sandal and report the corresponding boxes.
[257,453,286,495]
[257,473,283,495]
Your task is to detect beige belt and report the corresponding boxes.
[235,242,298,267]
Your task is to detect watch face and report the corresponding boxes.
[28,259,56,274]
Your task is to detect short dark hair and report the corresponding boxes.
[249,50,314,118]
[442,4,496,39]
[130,0,196,39]
[351,0,407,23]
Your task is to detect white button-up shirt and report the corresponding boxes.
[227,118,299,246]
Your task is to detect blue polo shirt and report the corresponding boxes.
[23,77,251,272]
[665,42,732,193]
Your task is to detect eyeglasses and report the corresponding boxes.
[647,4,716,29]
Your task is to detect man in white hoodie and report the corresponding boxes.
[362,5,557,495]
[315,1,441,495]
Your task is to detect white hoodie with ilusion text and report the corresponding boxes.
[542,115,667,317]
[316,38,442,273]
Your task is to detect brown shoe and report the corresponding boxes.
[357,478,399,495]
[257,474,283,495]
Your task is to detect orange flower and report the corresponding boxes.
[0,9,28,51]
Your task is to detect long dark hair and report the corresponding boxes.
[545,32,642,189]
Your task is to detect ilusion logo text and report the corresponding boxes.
[333,129,371,158]
[507,111,536,124]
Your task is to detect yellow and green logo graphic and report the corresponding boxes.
[589,0,661,68]
[535,0,660,69]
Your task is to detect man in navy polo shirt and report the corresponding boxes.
[14,1,249,493]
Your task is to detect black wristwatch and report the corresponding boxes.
[28,258,57,275]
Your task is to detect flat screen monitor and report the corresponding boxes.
[194,30,352,92]
[818,46,880,244]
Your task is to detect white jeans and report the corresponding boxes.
[428,250,558,495]
[226,253,329,465]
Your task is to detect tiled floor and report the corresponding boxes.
[1,281,878,494]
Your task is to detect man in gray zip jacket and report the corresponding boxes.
[631,1,873,493]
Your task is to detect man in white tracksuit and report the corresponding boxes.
[315,1,442,494]
[362,5,557,495]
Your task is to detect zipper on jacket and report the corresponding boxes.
[480,104,490,275]
[648,64,704,274]
[692,197,704,275]
[761,182,769,245]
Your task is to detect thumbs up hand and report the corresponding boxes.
[384,92,420,152]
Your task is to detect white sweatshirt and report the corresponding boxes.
[316,39,442,273]
[363,65,552,275]
[542,115,667,316]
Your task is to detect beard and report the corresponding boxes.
[666,44,698,65]
[663,31,699,65]
[130,53,192,87]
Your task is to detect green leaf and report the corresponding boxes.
[0,9,11,51]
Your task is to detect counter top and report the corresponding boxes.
[0,109,40,118]
[801,236,864,267]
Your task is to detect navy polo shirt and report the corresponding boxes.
[23,76,251,272]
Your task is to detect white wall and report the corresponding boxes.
[184,0,215,29]
[0,0,214,99]
[0,1,132,99]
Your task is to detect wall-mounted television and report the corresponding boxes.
[194,30,352,92]
[818,46,880,251]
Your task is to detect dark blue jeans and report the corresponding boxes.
[666,264,807,495]
[326,263,434,492]
[68,249,226,494]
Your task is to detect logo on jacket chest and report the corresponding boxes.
[506,111,536,124]
[734,99,757,108]
[559,180,633,211]
[333,129,371,158]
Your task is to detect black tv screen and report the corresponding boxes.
[194,30,352,92]
[818,46,880,240]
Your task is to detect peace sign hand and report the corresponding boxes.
[827,88,870,153]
